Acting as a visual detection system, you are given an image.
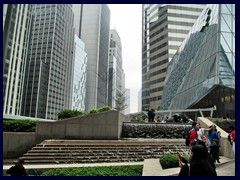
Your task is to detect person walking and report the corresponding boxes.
[6,159,27,176]
[207,125,221,164]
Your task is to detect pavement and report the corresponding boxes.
[3,156,235,176]
[142,156,235,176]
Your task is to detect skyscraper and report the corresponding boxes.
[161,4,235,118]
[72,35,87,112]
[72,4,110,112]
[3,4,32,116]
[108,29,124,109]
[23,4,75,120]
[142,4,206,111]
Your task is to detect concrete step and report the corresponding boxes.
[17,139,189,165]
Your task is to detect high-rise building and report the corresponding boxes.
[142,4,206,111]
[3,4,32,116]
[108,29,124,109]
[73,4,110,112]
[23,4,75,120]
[161,4,235,118]
[72,35,87,112]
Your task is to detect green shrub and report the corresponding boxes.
[209,118,235,133]
[57,109,84,119]
[89,109,98,114]
[89,106,111,114]
[160,153,189,169]
[3,120,37,132]
[98,106,111,112]
[41,165,143,176]
[131,117,145,123]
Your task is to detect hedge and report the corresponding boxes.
[41,165,143,176]
[3,120,37,132]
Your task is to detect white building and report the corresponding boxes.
[72,35,87,112]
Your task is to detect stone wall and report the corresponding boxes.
[3,132,36,158]
[35,110,130,143]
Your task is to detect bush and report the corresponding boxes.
[98,106,111,112]
[209,118,235,133]
[89,109,98,114]
[160,153,189,169]
[57,109,84,119]
[89,106,111,114]
[131,117,145,123]
[3,120,37,132]
[41,165,143,176]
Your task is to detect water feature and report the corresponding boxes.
[122,122,192,139]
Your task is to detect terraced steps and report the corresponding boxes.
[17,139,189,165]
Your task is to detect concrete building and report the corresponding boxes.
[141,4,206,111]
[72,35,87,112]
[23,4,75,120]
[108,29,125,109]
[161,4,235,119]
[3,4,32,116]
[138,89,142,112]
[72,4,110,112]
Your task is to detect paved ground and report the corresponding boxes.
[3,156,235,176]
[142,156,235,176]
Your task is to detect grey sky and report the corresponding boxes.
[108,4,142,113]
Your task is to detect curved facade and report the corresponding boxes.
[161,4,235,119]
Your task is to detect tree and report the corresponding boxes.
[114,89,128,111]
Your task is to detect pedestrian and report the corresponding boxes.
[229,125,235,155]
[6,159,27,176]
[178,144,216,176]
[147,108,155,122]
[207,125,221,164]
[189,122,200,146]
[196,123,212,149]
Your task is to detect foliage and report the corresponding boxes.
[98,106,112,112]
[131,117,146,123]
[208,118,235,133]
[89,106,112,114]
[41,165,143,176]
[114,89,128,111]
[3,120,37,132]
[160,153,189,169]
[89,109,98,114]
[57,109,84,119]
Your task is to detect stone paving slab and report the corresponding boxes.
[142,156,235,176]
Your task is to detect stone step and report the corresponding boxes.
[17,139,189,165]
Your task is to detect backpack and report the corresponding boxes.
[185,129,196,146]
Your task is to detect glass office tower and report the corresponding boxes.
[3,4,32,116]
[142,4,206,111]
[161,4,235,119]
[23,4,75,120]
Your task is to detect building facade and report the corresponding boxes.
[73,4,110,112]
[3,4,32,116]
[108,29,125,109]
[161,4,235,119]
[23,4,75,120]
[142,4,206,111]
[72,35,87,112]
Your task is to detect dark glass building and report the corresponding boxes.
[161,4,235,119]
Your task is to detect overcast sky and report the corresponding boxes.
[108,4,142,113]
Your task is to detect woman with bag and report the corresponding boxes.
[207,125,221,164]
